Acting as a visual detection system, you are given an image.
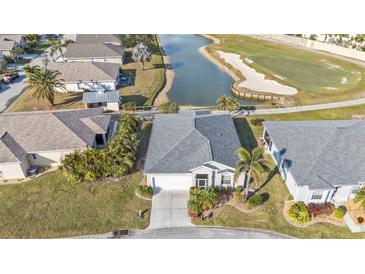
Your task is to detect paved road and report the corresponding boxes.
[0,50,50,113]
[248,97,365,115]
[71,227,292,239]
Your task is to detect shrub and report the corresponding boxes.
[334,206,347,219]
[122,101,137,111]
[160,102,179,113]
[247,194,263,208]
[357,217,364,224]
[137,185,152,197]
[235,186,242,194]
[307,203,334,217]
[287,202,311,224]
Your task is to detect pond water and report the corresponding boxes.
[159,34,254,106]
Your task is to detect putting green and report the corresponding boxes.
[209,35,365,105]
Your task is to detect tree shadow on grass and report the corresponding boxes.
[121,95,148,106]
[233,117,257,152]
[55,93,83,107]
[256,167,279,194]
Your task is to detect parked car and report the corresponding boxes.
[2,72,19,84]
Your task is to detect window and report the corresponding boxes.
[221,174,231,186]
[196,174,208,188]
[32,154,37,160]
[311,191,323,200]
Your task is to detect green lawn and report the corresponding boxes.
[194,105,365,238]
[0,170,150,238]
[119,35,165,106]
[208,35,365,106]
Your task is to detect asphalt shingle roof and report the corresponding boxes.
[263,120,365,190]
[65,43,124,59]
[0,109,111,163]
[82,91,120,104]
[47,62,120,83]
[75,34,121,44]
[144,111,241,173]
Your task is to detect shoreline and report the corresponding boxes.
[198,34,241,82]
[153,36,175,106]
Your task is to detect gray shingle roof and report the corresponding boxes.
[47,62,120,83]
[82,91,120,104]
[0,132,27,163]
[65,43,124,59]
[75,34,120,44]
[0,109,110,163]
[263,120,365,190]
[144,111,241,173]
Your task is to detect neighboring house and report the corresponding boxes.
[63,43,125,64]
[74,34,121,45]
[47,62,121,92]
[0,34,26,56]
[0,108,113,179]
[82,90,120,111]
[144,110,245,190]
[263,120,365,205]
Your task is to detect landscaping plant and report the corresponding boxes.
[287,201,311,224]
[334,206,347,219]
[61,114,139,183]
[357,217,364,224]
[246,194,263,209]
[216,95,240,111]
[188,188,219,217]
[160,102,180,113]
[354,188,365,209]
[307,203,334,217]
[137,185,153,198]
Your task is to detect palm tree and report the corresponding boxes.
[216,95,239,111]
[23,64,41,77]
[354,188,365,209]
[201,189,219,210]
[132,43,152,70]
[26,68,65,106]
[49,39,73,61]
[234,147,269,198]
[11,46,23,62]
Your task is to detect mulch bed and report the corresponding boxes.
[283,201,346,228]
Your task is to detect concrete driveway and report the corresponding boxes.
[0,72,26,112]
[148,190,192,229]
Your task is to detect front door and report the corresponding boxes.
[195,174,208,188]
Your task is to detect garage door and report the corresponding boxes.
[151,174,192,190]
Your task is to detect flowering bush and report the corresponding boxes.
[307,203,334,217]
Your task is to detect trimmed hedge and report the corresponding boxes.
[247,194,263,208]
[287,202,311,224]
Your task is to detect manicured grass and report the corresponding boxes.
[119,36,165,106]
[195,106,365,238]
[208,35,365,106]
[0,170,150,238]
[5,89,84,112]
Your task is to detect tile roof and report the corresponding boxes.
[47,62,120,83]
[263,120,365,190]
[0,109,111,163]
[82,91,120,103]
[64,43,124,59]
[144,111,241,173]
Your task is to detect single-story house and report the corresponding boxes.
[263,120,365,204]
[47,62,121,92]
[0,34,27,56]
[0,108,113,179]
[63,43,125,64]
[82,90,120,111]
[144,110,245,190]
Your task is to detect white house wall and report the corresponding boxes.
[27,149,82,167]
[0,159,29,179]
[64,57,124,64]
[56,81,117,92]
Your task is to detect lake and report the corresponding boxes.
[159,34,250,106]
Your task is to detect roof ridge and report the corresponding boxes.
[192,125,213,160]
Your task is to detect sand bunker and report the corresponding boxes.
[217,51,297,95]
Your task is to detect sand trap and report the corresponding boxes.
[217,51,297,95]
